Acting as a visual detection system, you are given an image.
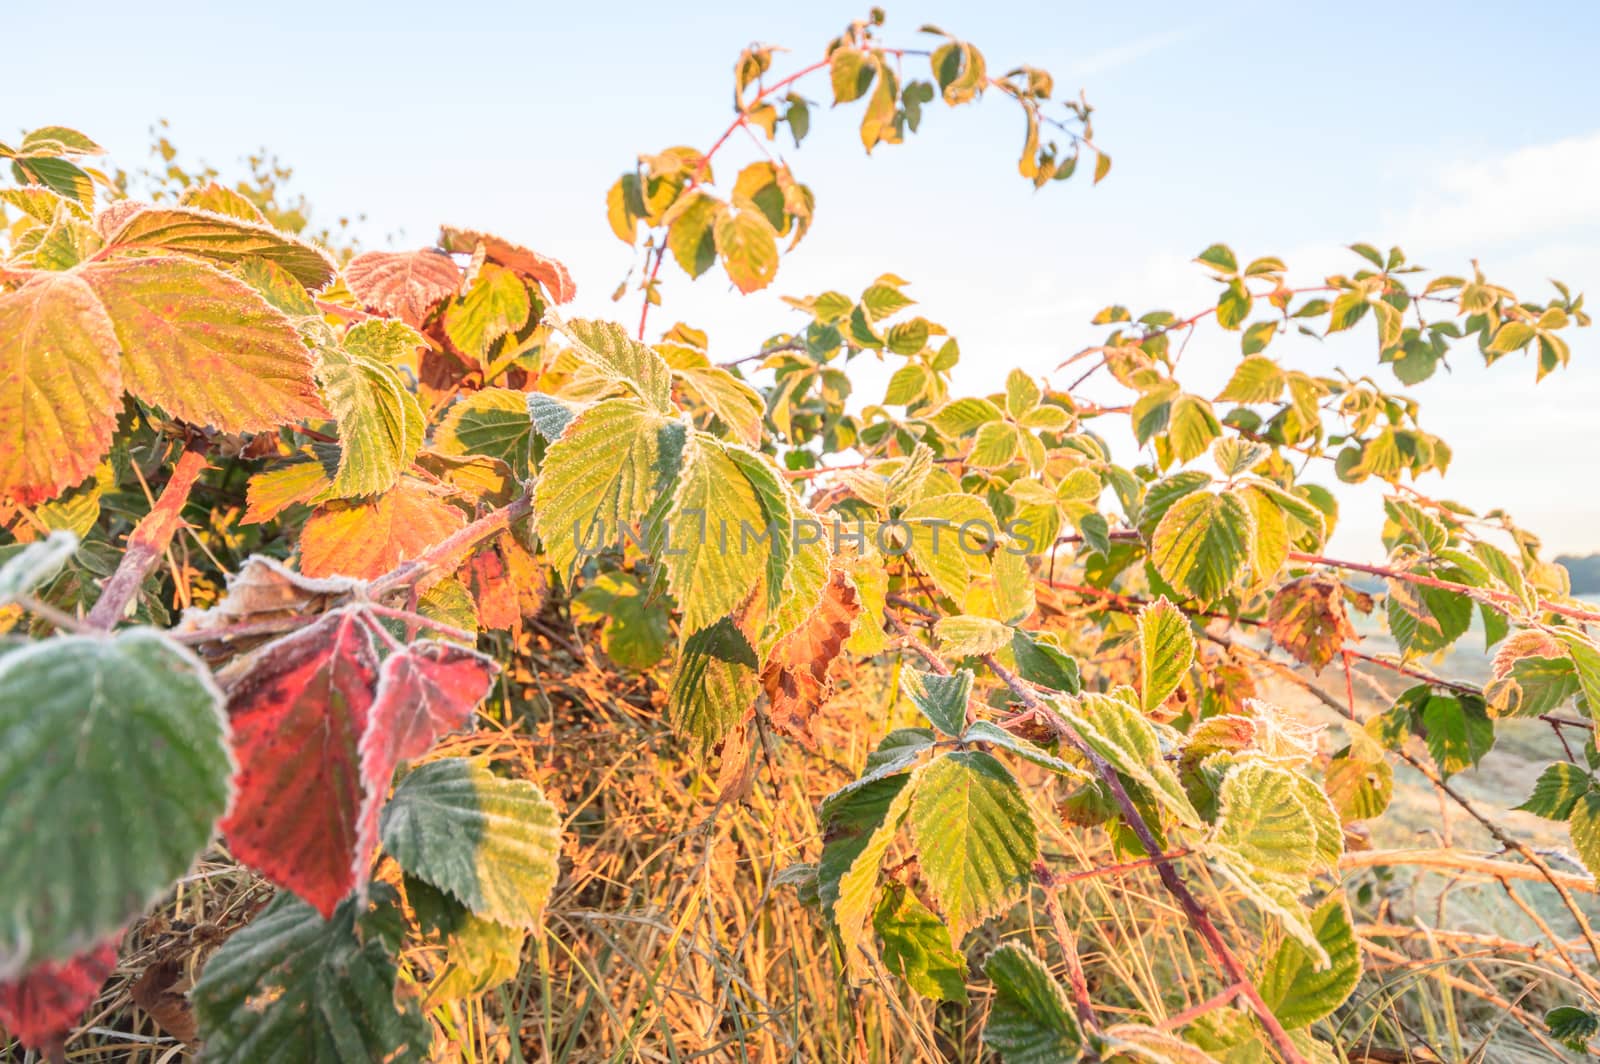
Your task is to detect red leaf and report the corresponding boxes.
[352,640,498,893]
[220,607,382,917]
[438,227,576,305]
[465,546,519,632]
[0,937,118,1053]
[344,248,462,327]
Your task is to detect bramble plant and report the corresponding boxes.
[2,8,1599,1062]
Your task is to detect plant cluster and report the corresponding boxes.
[1,10,1597,1062]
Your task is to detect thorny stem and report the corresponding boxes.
[977,653,1310,1064]
[888,612,1305,1062]
[86,438,210,630]
[367,490,533,599]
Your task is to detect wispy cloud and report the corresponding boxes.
[1389,130,1600,249]
[1067,29,1189,78]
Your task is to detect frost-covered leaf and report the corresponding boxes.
[874,882,967,1003]
[437,387,533,476]
[352,641,498,900]
[314,336,424,498]
[901,666,972,736]
[526,391,583,442]
[0,530,77,604]
[1009,629,1081,694]
[299,478,465,580]
[344,248,461,326]
[1211,761,1321,878]
[0,631,231,978]
[902,493,997,602]
[379,758,561,929]
[105,205,335,288]
[936,614,1013,657]
[1265,577,1359,673]
[1150,489,1252,603]
[192,888,429,1063]
[910,751,1037,942]
[663,435,770,633]
[83,256,326,433]
[220,608,382,917]
[0,936,119,1053]
[533,397,685,583]
[830,770,918,981]
[982,942,1081,1063]
[761,569,859,744]
[0,271,122,504]
[1061,693,1202,828]
[668,617,760,748]
[675,363,765,447]
[961,720,1087,778]
[438,226,575,304]
[444,264,530,364]
[1257,896,1360,1029]
[1137,596,1192,714]
[556,318,673,412]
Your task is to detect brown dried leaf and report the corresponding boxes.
[759,569,860,746]
[129,958,197,1044]
[1265,576,1360,672]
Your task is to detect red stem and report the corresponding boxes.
[86,440,210,629]
[635,57,833,341]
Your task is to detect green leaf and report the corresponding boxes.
[1217,356,1284,404]
[1547,1005,1600,1053]
[0,630,231,977]
[1196,244,1238,274]
[831,47,876,103]
[910,751,1038,941]
[437,387,532,476]
[665,191,723,278]
[533,397,686,584]
[1420,693,1494,779]
[1257,896,1361,1029]
[982,942,1081,1062]
[861,282,915,322]
[1004,368,1041,419]
[1569,792,1600,881]
[315,338,424,498]
[831,771,918,980]
[901,667,972,736]
[874,882,968,1003]
[1241,320,1277,355]
[961,720,1086,778]
[1326,290,1369,334]
[714,207,779,294]
[1216,279,1251,330]
[1062,692,1202,828]
[667,617,760,748]
[0,529,77,605]
[1211,761,1321,878]
[1150,490,1253,603]
[1517,762,1592,821]
[886,317,930,356]
[572,570,671,670]
[1324,748,1392,822]
[970,421,1023,468]
[1009,629,1081,693]
[935,614,1013,657]
[444,265,530,363]
[1138,596,1193,714]
[1166,396,1221,463]
[675,364,765,447]
[927,396,1003,436]
[11,156,95,202]
[103,205,337,289]
[1555,630,1600,730]
[379,758,561,929]
[192,888,429,1063]
[901,493,997,602]
[662,436,771,633]
[557,318,674,413]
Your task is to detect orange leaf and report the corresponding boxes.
[299,478,466,580]
[760,569,860,745]
[439,226,576,304]
[345,248,463,327]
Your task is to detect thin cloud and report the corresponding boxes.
[1390,130,1600,249]
[1068,29,1189,78]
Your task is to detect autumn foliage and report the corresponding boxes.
[3,9,1600,1062]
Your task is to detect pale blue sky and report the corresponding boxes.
[11,1,1599,559]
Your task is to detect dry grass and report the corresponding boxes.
[10,625,1598,1062]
